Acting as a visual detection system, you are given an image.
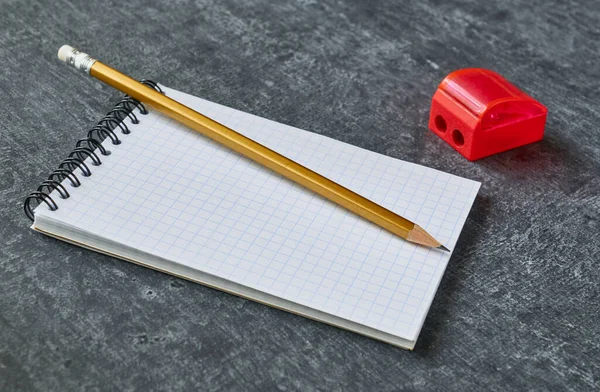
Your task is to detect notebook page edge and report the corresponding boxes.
[404,180,482,342]
[32,212,416,350]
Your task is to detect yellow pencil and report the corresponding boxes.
[58,45,449,251]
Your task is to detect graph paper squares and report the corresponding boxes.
[37,86,479,341]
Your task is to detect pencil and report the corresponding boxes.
[57,45,449,252]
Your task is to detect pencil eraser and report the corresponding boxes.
[58,45,75,63]
[428,68,547,161]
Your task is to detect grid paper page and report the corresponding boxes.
[36,86,480,342]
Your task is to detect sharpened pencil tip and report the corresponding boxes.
[438,245,450,252]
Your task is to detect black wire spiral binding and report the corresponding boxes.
[24,80,163,221]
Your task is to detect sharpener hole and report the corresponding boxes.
[434,115,447,132]
[452,129,464,146]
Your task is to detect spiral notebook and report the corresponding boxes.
[25,82,480,349]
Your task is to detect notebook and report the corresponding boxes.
[25,83,480,349]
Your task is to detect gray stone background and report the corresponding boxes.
[1,0,599,390]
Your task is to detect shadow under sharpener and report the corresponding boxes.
[428,68,548,161]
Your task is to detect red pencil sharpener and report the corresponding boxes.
[428,68,547,161]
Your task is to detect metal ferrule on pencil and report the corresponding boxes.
[58,46,97,74]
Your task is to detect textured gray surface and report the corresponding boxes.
[1,0,599,390]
